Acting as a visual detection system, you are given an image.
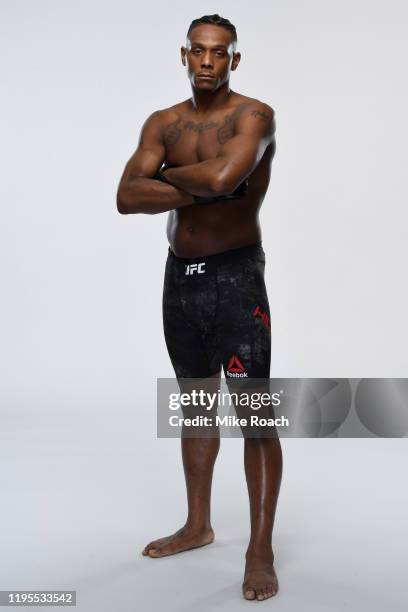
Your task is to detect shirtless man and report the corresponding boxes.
[116,14,283,602]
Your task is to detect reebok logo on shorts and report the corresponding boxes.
[226,355,248,378]
[185,262,206,275]
[252,305,271,330]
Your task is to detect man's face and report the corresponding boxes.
[181,24,240,91]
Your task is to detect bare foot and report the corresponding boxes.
[142,525,215,558]
[242,552,279,601]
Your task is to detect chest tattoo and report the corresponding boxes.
[184,120,218,133]
[163,103,251,147]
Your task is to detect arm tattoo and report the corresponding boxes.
[251,109,272,122]
[217,103,250,144]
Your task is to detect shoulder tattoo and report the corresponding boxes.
[217,103,250,144]
[164,113,183,146]
[250,109,273,122]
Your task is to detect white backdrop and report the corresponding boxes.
[2,0,408,407]
[1,2,407,610]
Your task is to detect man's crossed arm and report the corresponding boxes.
[163,104,275,197]
[116,110,193,215]
[116,103,275,215]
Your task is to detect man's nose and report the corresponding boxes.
[201,52,213,68]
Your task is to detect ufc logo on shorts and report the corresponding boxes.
[185,263,206,275]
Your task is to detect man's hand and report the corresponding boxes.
[156,163,249,205]
[191,179,248,205]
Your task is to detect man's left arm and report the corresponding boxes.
[163,103,276,197]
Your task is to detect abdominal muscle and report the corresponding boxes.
[166,196,262,258]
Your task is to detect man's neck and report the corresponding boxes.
[190,82,233,115]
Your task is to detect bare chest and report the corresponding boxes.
[163,108,240,165]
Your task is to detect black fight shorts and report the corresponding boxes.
[162,241,271,379]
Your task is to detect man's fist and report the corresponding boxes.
[154,163,249,205]
[153,162,178,184]
[193,179,249,205]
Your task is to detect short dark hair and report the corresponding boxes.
[187,14,237,45]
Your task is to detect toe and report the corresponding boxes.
[264,587,273,599]
[149,540,179,557]
[142,545,152,555]
[243,585,256,600]
[151,542,172,557]
[143,538,167,555]
[142,540,157,555]
[256,589,265,601]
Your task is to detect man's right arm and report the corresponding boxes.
[116,111,194,215]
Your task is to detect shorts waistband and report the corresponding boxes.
[168,241,264,266]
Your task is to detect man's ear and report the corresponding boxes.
[231,51,241,71]
[181,46,186,66]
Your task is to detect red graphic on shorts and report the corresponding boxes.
[227,355,246,373]
[252,305,271,330]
